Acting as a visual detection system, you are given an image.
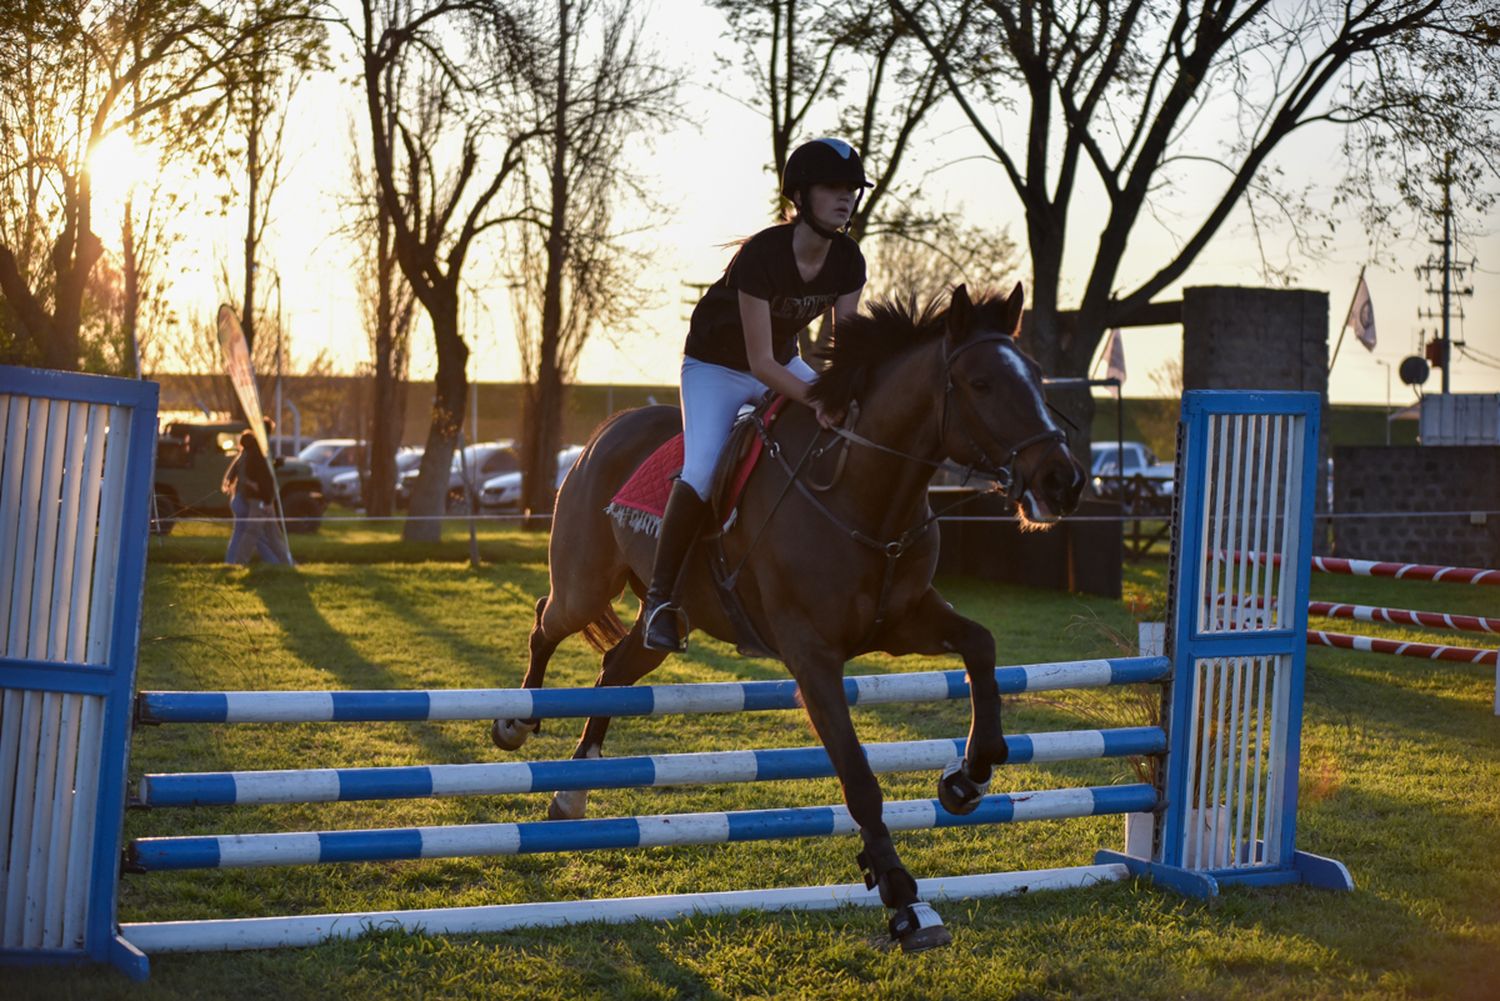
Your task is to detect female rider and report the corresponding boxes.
[642,137,872,652]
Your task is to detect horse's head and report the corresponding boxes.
[940,283,1086,525]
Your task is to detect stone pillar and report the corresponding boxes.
[1182,287,1331,525]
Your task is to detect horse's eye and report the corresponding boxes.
[970,379,991,395]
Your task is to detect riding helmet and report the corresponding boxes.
[780,138,873,199]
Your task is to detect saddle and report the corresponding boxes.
[606,394,790,537]
[606,395,790,658]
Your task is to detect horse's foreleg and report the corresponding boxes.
[492,597,560,750]
[547,618,668,820]
[790,654,951,953]
[874,588,1004,816]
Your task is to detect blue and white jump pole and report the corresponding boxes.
[0,374,1350,979]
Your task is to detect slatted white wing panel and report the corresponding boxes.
[1159,392,1322,885]
[1177,655,1290,870]
[1178,410,1308,870]
[1195,411,1305,635]
[0,369,156,979]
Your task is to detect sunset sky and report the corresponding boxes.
[96,0,1500,408]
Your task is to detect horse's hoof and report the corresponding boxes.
[937,757,990,816]
[889,901,951,953]
[547,789,588,820]
[491,718,537,751]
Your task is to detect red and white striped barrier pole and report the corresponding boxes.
[1214,595,1499,636]
[1308,630,1498,667]
[1223,551,1500,586]
[1309,601,1499,636]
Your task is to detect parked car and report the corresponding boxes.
[266,435,306,460]
[398,441,519,510]
[153,421,326,534]
[480,445,585,511]
[297,439,367,494]
[1090,440,1175,502]
[327,448,423,508]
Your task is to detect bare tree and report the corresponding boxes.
[347,109,417,517]
[710,0,953,241]
[223,0,327,356]
[863,195,1022,303]
[358,0,542,542]
[0,1,313,372]
[892,0,1500,439]
[507,0,679,519]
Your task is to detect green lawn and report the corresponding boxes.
[15,519,1500,1000]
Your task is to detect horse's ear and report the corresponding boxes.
[1004,281,1025,337]
[947,284,973,342]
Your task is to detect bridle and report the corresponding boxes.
[827,333,1070,500]
[721,331,1073,652]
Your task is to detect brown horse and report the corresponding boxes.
[491,283,1085,951]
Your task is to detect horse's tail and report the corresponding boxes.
[581,607,629,653]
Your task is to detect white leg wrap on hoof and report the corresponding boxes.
[548,788,589,820]
[942,757,991,794]
[938,757,991,815]
[890,900,951,953]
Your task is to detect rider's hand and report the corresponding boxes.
[813,400,845,430]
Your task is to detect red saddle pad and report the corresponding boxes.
[605,434,685,535]
[606,396,789,536]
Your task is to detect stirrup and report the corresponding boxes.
[643,600,688,653]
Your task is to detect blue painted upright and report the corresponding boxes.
[1097,390,1353,896]
[0,366,159,979]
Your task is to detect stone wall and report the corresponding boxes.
[1331,445,1500,566]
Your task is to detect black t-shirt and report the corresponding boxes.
[683,223,866,372]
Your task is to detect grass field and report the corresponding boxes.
[14,518,1500,1000]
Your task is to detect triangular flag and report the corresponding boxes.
[1101,328,1126,397]
[1345,277,1376,351]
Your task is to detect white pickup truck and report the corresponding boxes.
[1090,440,1175,502]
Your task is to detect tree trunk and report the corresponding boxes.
[47,223,100,372]
[367,201,399,517]
[403,295,467,543]
[243,85,260,355]
[520,0,570,527]
[520,360,564,523]
[122,195,140,377]
[1020,212,1096,465]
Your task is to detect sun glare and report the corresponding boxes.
[87,132,158,236]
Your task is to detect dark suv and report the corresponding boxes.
[153,421,327,534]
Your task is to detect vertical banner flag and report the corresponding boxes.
[1101,327,1126,397]
[1345,276,1377,352]
[216,304,269,456]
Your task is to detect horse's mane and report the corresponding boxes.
[808,290,1012,411]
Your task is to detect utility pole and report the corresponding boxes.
[1416,153,1475,394]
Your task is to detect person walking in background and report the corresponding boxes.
[223,423,291,565]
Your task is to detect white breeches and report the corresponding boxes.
[678,355,817,499]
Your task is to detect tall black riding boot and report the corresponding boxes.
[642,480,710,652]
